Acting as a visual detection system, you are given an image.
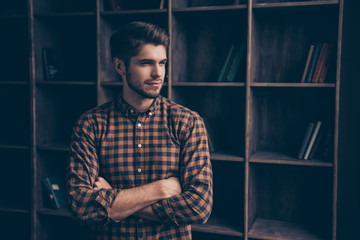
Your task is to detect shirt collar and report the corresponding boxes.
[116,94,161,118]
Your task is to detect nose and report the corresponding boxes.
[151,64,164,78]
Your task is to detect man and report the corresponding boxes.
[67,21,213,239]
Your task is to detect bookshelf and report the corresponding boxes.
[0,1,31,240]
[0,0,346,239]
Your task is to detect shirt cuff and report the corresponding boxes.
[151,198,179,226]
[94,188,121,222]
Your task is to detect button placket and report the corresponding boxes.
[134,116,145,186]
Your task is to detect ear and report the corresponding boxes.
[113,57,126,76]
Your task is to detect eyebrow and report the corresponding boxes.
[137,58,168,63]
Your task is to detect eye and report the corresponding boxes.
[140,61,151,65]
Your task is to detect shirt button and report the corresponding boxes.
[137,168,142,173]
[137,143,142,148]
[137,123,142,128]
[139,219,143,223]
[148,112,153,116]
[130,109,135,114]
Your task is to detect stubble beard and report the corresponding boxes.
[126,71,162,99]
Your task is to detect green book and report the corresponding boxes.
[225,44,246,82]
[42,176,67,209]
[217,45,237,82]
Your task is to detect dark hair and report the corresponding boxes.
[110,21,169,67]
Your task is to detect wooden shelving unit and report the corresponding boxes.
[0,0,345,239]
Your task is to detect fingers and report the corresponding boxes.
[161,176,182,198]
[94,177,113,190]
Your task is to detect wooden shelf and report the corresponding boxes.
[101,81,123,86]
[173,5,247,14]
[34,12,95,18]
[172,82,245,87]
[0,199,29,214]
[192,215,243,237]
[250,151,333,167]
[0,144,30,150]
[251,82,335,88]
[211,152,244,162]
[0,81,29,85]
[36,143,70,152]
[0,14,27,20]
[253,0,339,9]
[36,80,96,86]
[37,208,71,218]
[101,9,167,16]
[248,218,322,240]
[0,207,29,214]
[101,82,170,87]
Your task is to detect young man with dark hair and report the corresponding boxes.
[67,21,213,239]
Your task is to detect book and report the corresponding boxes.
[159,0,165,9]
[317,128,332,160]
[311,43,329,83]
[297,122,315,159]
[318,45,334,83]
[201,117,216,153]
[304,43,322,83]
[303,121,322,160]
[110,0,122,11]
[300,45,314,83]
[42,176,67,209]
[308,128,323,160]
[217,45,237,82]
[225,44,246,82]
[42,48,62,80]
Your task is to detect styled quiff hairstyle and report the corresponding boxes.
[110,21,169,67]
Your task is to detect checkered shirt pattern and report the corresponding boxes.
[67,95,213,240]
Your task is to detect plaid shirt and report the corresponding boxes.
[67,95,213,240]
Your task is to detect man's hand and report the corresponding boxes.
[159,177,182,198]
[94,176,181,198]
[93,176,182,222]
[94,177,113,190]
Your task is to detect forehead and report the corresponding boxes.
[133,43,167,60]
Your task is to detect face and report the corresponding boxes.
[122,44,167,99]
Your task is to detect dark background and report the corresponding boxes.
[338,1,360,239]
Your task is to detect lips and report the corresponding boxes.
[145,80,162,87]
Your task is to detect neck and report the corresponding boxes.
[122,90,155,113]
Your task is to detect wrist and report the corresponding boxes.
[152,179,168,199]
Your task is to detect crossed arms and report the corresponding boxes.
[93,176,181,222]
[67,111,213,226]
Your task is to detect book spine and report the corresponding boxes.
[42,178,60,209]
[318,45,334,83]
[201,117,216,152]
[225,44,246,82]
[303,121,322,160]
[311,43,329,83]
[217,45,236,82]
[159,0,165,9]
[304,43,322,83]
[110,0,121,11]
[308,130,323,160]
[301,45,314,83]
[42,48,50,80]
[297,122,315,159]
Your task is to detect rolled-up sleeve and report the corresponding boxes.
[66,114,120,225]
[152,113,213,225]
